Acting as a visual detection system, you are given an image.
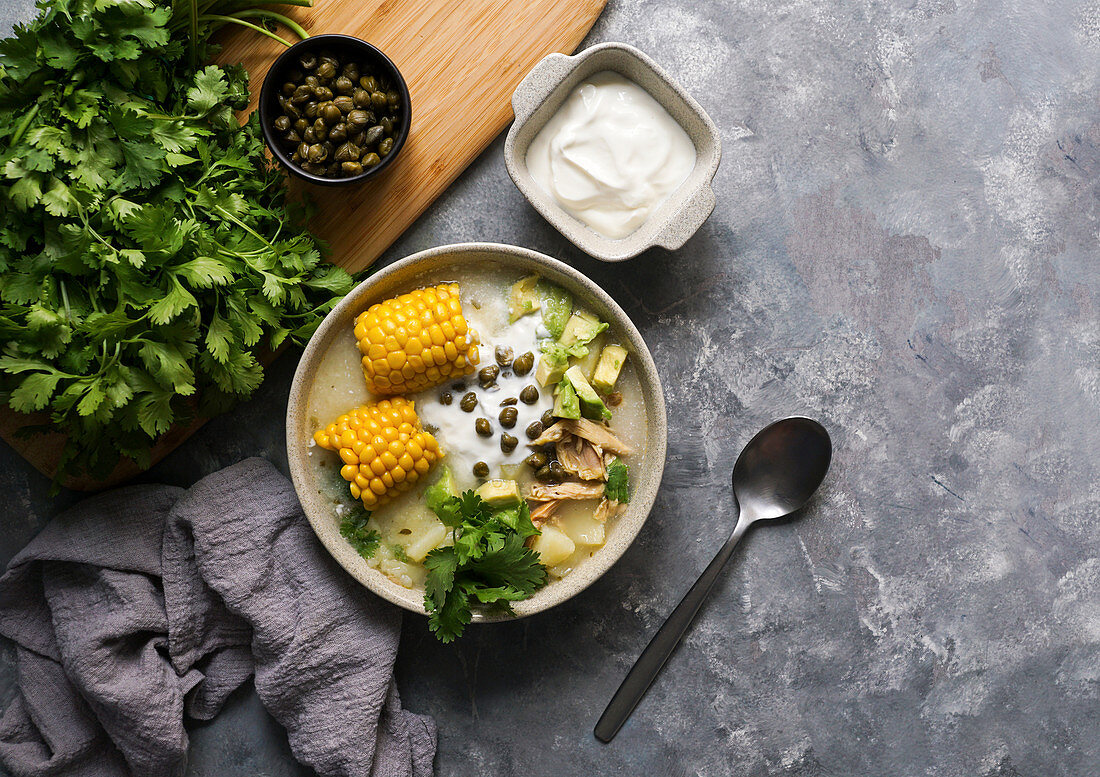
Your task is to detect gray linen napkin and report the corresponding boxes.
[0,457,436,777]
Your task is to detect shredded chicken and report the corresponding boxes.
[529,499,560,526]
[527,481,605,501]
[594,497,626,523]
[555,434,606,481]
[527,418,632,455]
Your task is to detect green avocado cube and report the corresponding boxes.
[553,378,581,419]
[564,365,612,421]
[559,311,605,347]
[508,275,541,323]
[591,344,628,394]
[475,479,522,509]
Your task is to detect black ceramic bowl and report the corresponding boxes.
[259,34,411,187]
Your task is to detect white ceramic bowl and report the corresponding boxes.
[505,42,722,262]
[286,243,667,621]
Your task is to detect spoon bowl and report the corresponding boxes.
[594,416,832,742]
[733,417,832,525]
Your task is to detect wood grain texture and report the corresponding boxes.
[215,0,608,272]
[1,0,606,490]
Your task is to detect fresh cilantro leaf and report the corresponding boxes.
[187,66,230,115]
[339,511,380,559]
[606,458,630,503]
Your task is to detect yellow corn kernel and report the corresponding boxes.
[354,283,480,394]
[315,397,443,509]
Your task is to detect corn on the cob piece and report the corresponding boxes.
[314,397,443,509]
[354,283,480,395]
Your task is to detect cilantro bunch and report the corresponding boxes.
[424,489,548,643]
[0,0,355,482]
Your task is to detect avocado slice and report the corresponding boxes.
[552,378,581,419]
[591,344,628,394]
[538,282,572,338]
[559,311,606,347]
[475,479,522,509]
[508,275,541,323]
[564,365,612,421]
[535,350,568,387]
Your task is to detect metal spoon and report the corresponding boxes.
[594,416,832,743]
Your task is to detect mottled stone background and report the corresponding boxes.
[2,0,1099,775]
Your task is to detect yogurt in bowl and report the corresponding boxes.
[505,43,722,262]
[526,71,697,240]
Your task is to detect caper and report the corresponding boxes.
[494,345,514,366]
[334,76,354,94]
[535,464,552,481]
[294,118,308,133]
[360,75,378,91]
[512,352,534,376]
[361,152,381,167]
[370,90,388,109]
[291,85,312,103]
[353,88,371,108]
[304,75,319,88]
[327,123,347,144]
[319,55,339,69]
[302,127,317,144]
[284,130,301,145]
[475,418,493,437]
[499,397,517,406]
[347,110,370,129]
[473,461,490,478]
[335,143,359,162]
[313,86,334,102]
[281,82,295,97]
[387,90,400,108]
[306,144,327,163]
[380,116,394,134]
[284,101,301,119]
[313,116,328,133]
[500,433,518,453]
[519,385,539,404]
[549,461,565,479]
[478,365,499,386]
[349,130,367,147]
[440,391,453,406]
[304,102,320,119]
[321,103,342,123]
[541,410,555,428]
[364,125,384,147]
[526,420,544,440]
[298,54,317,71]
[342,62,360,81]
[333,95,355,114]
[525,452,548,469]
[378,137,394,156]
[300,162,325,175]
[297,142,310,159]
[499,407,518,428]
[460,392,478,412]
[316,61,336,80]
[341,161,364,176]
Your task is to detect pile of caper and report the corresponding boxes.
[272,50,403,178]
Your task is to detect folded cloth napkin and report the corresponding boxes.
[0,457,436,777]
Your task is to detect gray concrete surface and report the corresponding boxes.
[3,1,1099,775]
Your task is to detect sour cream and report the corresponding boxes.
[526,71,697,239]
[412,289,554,488]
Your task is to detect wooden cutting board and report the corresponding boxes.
[0,0,606,490]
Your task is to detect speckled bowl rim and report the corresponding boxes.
[504,42,722,262]
[286,242,667,621]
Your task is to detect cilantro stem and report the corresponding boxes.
[11,103,40,147]
[186,187,273,247]
[230,10,310,41]
[198,14,295,47]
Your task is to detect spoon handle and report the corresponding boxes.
[594,521,748,743]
